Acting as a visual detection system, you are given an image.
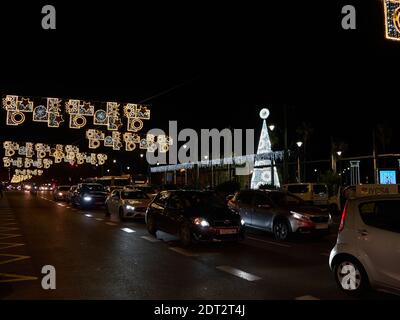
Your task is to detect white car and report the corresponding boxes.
[329,194,400,296]
[105,189,151,221]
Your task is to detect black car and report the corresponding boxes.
[71,183,108,208]
[145,190,245,246]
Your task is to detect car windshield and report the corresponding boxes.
[269,192,304,207]
[82,184,104,192]
[58,186,70,191]
[181,192,226,208]
[287,185,309,193]
[313,184,327,194]
[121,191,149,199]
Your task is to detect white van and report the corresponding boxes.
[329,194,400,296]
[282,183,329,207]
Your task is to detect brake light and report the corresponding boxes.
[339,203,348,233]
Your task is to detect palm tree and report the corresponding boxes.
[296,122,314,181]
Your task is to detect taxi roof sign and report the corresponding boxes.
[356,184,399,197]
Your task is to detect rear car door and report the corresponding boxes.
[149,191,170,231]
[109,190,120,214]
[252,193,275,230]
[236,191,254,226]
[165,193,184,235]
[357,199,400,289]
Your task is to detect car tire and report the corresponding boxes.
[147,214,157,236]
[179,223,192,247]
[273,219,290,241]
[333,256,370,297]
[119,207,126,222]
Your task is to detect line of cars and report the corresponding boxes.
[50,182,400,297]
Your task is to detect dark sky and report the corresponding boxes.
[1,0,399,181]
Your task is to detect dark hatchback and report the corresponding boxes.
[146,190,245,246]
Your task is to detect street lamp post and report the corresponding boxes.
[296,141,303,183]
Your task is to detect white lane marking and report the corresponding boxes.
[95,218,104,221]
[66,207,71,209]
[84,214,93,218]
[216,265,262,282]
[57,203,65,207]
[141,235,160,242]
[105,222,117,226]
[247,236,291,248]
[169,247,199,257]
[121,228,135,233]
[295,295,320,300]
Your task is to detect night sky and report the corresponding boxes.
[1,0,399,181]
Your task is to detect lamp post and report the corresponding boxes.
[296,141,303,183]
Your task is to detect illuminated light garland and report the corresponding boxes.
[3,141,108,168]
[2,95,151,133]
[384,0,400,41]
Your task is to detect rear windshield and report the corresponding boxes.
[313,184,328,194]
[82,184,104,192]
[287,185,309,194]
[181,192,226,208]
[121,191,148,199]
[58,186,70,191]
[269,192,304,206]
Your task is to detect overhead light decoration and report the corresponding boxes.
[3,141,108,169]
[2,95,151,132]
[384,0,400,41]
[87,129,172,153]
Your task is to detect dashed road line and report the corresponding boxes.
[141,235,160,242]
[0,273,38,283]
[0,253,31,265]
[105,222,117,226]
[0,243,25,250]
[95,218,104,221]
[0,234,22,240]
[247,236,291,248]
[84,214,93,218]
[169,247,199,257]
[216,265,262,282]
[295,295,320,300]
[121,228,135,233]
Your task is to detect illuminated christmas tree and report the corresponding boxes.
[251,108,280,189]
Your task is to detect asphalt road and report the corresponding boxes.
[0,191,398,300]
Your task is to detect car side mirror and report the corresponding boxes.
[258,204,271,209]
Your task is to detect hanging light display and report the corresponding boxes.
[2,95,151,133]
[3,141,108,169]
[384,0,400,41]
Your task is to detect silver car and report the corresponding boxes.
[228,190,332,241]
[105,189,151,221]
[329,194,400,296]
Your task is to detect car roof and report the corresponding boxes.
[348,194,400,202]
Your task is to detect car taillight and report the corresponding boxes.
[338,202,348,233]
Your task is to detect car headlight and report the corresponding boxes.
[290,211,310,221]
[241,219,245,225]
[83,196,92,202]
[58,192,63,196]
[193,217,210,227]
[126,205,135,211]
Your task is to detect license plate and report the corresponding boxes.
[315,223,328,230]
[219,228,238,235]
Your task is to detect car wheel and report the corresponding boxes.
[105,204,111,217]
[119,207,125,222]
[147,214,157,235]
[333,257,370,296]
[179,223,192,247]
[273,219,290,241]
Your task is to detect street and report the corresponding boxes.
[0,191,397,300]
